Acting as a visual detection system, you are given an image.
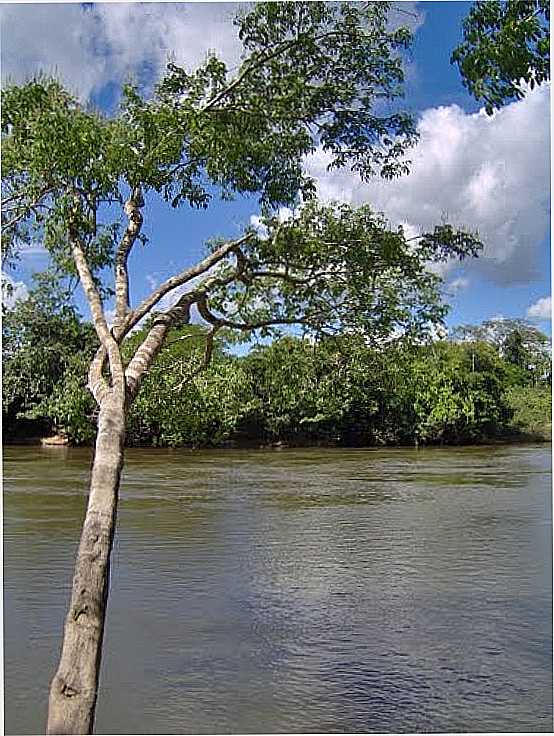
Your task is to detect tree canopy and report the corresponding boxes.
[2,2,418,263]
[452,0,550,113]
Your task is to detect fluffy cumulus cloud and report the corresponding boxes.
[306,84,550,286]
[0,2,244,99]
[527,296,552,321]
[1,2,424,101]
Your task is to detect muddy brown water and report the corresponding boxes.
[3,444,552,733]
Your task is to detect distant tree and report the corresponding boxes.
[124,324,252,447]
[451,318,551,385]
[452,0,550,113]
[505,383,552,438]
[1,3,482,732]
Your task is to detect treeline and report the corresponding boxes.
[3,283,551,447]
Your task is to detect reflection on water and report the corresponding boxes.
[3,444,552,734]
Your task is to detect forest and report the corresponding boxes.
[4,275,551,448]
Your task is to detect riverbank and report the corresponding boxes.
[3,428,551,448]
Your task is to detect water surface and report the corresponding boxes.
[3,444,552,733]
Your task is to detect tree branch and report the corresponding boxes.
[113,187,144,330]
[69,229,125,394]
[125,296,194,399]
[1,190,54,231]
[87,347,110,404]
[201,28,343,113]
[121,232,253,338]
[195,294,314,332]
[171,324,220,392]
[124,241,250,399]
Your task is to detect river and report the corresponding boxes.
[3,444,552,734]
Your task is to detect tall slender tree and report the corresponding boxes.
[2,3,481,733]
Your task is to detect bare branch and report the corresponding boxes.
[69,229,125,393]
[125,293,195,399]
[1,208,33,232]
[113,187,144,330]
[1,184,54,209]
[195,294,313,332]
[201,39,298,112]
[125,242,249,398]
[121,232,253,338]
[1,189,55,232]
[201,28,343,113]
[248,269,340,285]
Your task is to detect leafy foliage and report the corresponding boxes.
[451,317,552,386]
[2,1,484,430]
[27,351,98,444]
[452,0,550,113]
[505,384,552,439]
[5,307,551,446]
[2,2,494,454]
[124,324,254,447]
[238,336,519,445]
[205,201,482,342]
[410,341,512,443]
[2,273,96,430]
[2,1,420,273]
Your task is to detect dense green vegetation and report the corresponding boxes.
[4,284,550,447]
[2,275,97,441]
[452,0,550,114]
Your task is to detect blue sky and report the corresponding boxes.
[2,0,551,335]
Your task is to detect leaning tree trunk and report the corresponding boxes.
[47,393,126,735]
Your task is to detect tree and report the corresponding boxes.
[411,340,512,443]
[452,0,550,114]
[240,335,418,446]
[451,318,551,386]
[2,271,96,437]
[1,3,482,733]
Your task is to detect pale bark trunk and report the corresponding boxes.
[46,393,126,735]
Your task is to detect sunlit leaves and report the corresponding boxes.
[452,0,550,114]
[2,1,421,283]
[206,201,483,343]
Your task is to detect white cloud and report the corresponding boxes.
[249,215,269,241]
[0,3,104,99]
[527,296,552,321]
[1,2,244,99]
[448,276,470,293]
[2,272,29,310]
[306,83,550,286]
[389,2,425,34]
[0,2,425,103]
